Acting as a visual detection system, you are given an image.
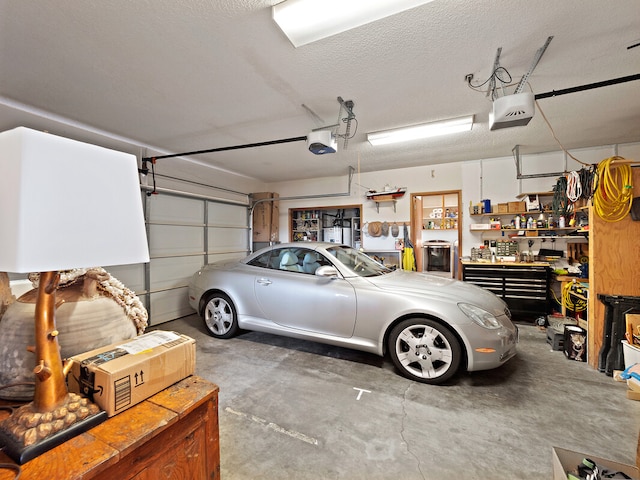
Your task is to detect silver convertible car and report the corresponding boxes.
[188,242,517,384]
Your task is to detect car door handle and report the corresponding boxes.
[257,278,272,286]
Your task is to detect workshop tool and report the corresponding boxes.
[597,295,640,375]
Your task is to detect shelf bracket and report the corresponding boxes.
[375,200,396,213]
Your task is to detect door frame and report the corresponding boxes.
[410,190,462,278]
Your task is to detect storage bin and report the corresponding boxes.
[622,340,640,368]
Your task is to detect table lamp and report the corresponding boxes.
[0,127,150,463]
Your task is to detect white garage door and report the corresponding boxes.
[108,191,249,326]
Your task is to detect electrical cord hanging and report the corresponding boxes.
[552,175,570,216]
[579,165,597,201]
[565,171,582,203]
[592,156,634,222]
[466,66,514,98]
[534,99,590,166]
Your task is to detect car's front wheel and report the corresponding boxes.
[201,292,239,338]
[388,318,461,384]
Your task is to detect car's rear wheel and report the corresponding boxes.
[202,292,238,338]
[388,318,461,384]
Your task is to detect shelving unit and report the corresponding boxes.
[289,206,362,246]
[291,210,321,242]
[468,191,583,240]
[423,193,458,230]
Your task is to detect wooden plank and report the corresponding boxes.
[0,376,220,480]
[587,168,640,369]
[0,432,118,480]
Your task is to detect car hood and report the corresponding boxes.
[366,270,507,314]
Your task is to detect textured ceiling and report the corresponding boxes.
[1,0,639,184]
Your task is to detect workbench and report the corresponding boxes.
[0,375,220,480]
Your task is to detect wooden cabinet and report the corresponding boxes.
[587,167,640,369]
[0,376,220,480]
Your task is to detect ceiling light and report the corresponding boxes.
[367,116,474,146]
[272,0,434,48]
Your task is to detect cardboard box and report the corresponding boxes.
[523,194,540,211]
[68,330,196,416]
[252,192,279,242]
[497,203,509,213]
[470,223,490,230]
[508,201,526,212]
[552,446,638,480]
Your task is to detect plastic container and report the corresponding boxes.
[622,340,640,368]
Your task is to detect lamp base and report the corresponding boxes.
[0,392,107,464]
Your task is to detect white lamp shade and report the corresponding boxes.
[0,127,150,273]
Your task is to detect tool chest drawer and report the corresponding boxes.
[462,263,551,318]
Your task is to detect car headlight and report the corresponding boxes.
[458,303,501,329]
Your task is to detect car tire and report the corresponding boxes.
[388,318,461,384]
[201,292,239,339]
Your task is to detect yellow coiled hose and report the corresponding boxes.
[593,156,633,222]
[562,281,587,313]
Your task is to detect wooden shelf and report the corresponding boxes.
[373,197,397,212]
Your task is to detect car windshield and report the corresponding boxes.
[326,245,393,277]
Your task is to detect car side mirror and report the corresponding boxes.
[315,265,339,278]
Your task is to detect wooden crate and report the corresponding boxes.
[508,201,526,212]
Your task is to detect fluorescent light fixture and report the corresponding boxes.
[367,115,474,146]
[272,0,434,48]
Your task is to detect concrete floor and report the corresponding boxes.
[159,314,640,479]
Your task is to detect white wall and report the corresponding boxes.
[268,142,640,257]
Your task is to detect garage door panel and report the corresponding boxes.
[150,256,204,291]
[149,195,204,224]
[207,202,246,227]
[149,224,204,257]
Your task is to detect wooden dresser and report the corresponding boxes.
[0,375,220,479]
